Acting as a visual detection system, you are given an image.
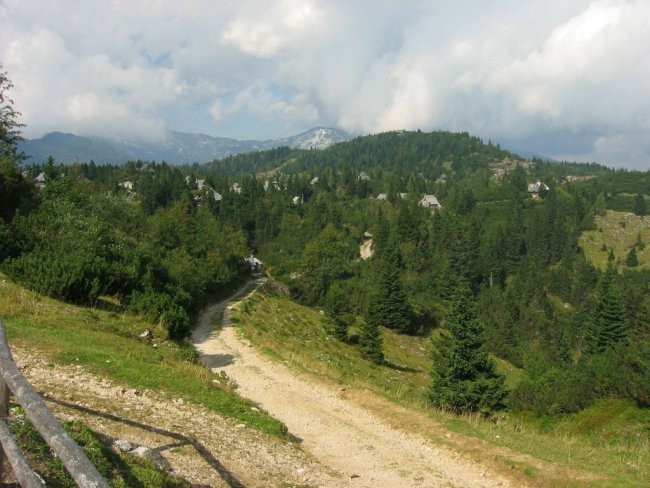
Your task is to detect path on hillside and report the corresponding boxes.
[192,280,509,488]
[359,238,373,260]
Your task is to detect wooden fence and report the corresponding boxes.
[0,318,109,487]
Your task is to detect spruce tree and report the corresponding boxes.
[366,237,411,333]
[634,192,646,216]
[635,232,645,250]
[324,282,349,341]
[372,209,390,258]
[429,280,507,414]
[590,266,629,353]
[626,247,639,268]
[358,319,384,364]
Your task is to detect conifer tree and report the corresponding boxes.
[372,209,390,258]
[626,247,639,268]
[634,192,646,216]
[1,65,24,159]
[324,281,349,341]
[1,66,30,223]
[635,232,645,250]
[358,319,384,364]
[366,237,411,333]
[429,280,507,414]
[590,266,629,353]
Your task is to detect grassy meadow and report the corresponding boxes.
[579,210,650,270]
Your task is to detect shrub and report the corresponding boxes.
[126,289,190,340]
[6,248,106,303]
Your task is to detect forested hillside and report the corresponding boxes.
[2,70,649,421]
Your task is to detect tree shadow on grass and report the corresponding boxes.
[43,395,244,488]
[93,297,124,314]
[200,353,235,369]
[384,361,421,373]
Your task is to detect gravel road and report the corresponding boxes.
[192,281,509,488]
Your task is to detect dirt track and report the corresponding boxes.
[192,281,509,488]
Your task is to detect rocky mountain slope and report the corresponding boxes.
[19,127,351,165]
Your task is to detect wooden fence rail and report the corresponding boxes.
[0,318,109,488]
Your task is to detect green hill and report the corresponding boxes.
[203,130,522,177]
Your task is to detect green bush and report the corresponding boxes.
[511,366,597,415]
[126,289,190,340]
[6,248,106,303]
[512,341,650,414]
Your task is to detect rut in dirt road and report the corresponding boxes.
[192,280,510,488]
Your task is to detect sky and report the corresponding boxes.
[1,0,650,169]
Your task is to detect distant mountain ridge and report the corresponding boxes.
[18,127,352,165]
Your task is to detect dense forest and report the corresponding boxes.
[1,70,649,418]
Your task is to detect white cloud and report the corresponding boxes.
[215,85,319,128]
[222,0,320,57]
[1,0,649,168]
[209,101,224,122]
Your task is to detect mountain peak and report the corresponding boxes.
[277,127,351,150]
[19,128,353,165]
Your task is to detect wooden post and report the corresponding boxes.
[0,421,46,487]
[0,319,109,487]
[0,374,8,482]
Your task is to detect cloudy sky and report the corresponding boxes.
[1,0,649,169]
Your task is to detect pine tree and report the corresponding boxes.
[358,319,384,364]
[635,232,645,250]
[366,238,411,333]
[324,282,349,341]
[633,192,646,216]
[1,66,30,223]
[590,266,629,353]
[1,65,25,159]
[626,247,639,267]
[429,280,507,415]
[372,209,390,258]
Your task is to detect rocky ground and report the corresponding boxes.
[14,348,341,487]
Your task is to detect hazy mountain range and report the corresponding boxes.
[18,127,352,165]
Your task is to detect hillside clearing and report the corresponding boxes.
[579,210,650,270]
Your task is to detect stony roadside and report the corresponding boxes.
[13,348,343,487]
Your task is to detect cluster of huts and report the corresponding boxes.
[31,168,546,209]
